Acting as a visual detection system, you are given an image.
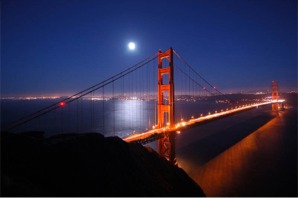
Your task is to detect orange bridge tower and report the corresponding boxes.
[157,48,176,164]
[272,81,279,111]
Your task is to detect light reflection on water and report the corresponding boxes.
[176,107,297,196]
[2,99,229,138]
[179,126,261,197]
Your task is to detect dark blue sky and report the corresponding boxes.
[2,0,297,96]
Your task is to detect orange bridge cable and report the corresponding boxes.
[76,99,79,132]
[112,81,115,135]
[174,64,215,95]
[64,55,158,104]
[120,76,124,134]
[173,50,230,98]
[5,53,157,126]
[102,87,105,133]
[61,106,64,133]
[175,51,236,103]
[5,54,158,131]
[91,92,94,132]
[174,63,234,107]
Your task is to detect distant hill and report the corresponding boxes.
[1,131,205,197]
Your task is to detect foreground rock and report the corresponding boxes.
[1,132,205,196]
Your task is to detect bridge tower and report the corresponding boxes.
[157,48,176,164]
[272,81,279,111]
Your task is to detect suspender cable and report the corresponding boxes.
[173,50,234,103]
[174,63,232,112]
[112,81,115,136]
[102,86,105,134]
[5,53,157,131]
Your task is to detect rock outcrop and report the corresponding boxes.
[1,132,205,196]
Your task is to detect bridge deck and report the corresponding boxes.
[123,100,284,143]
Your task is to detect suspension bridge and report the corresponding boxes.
[3,48,285,164]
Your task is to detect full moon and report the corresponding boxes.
[128,42,136,50]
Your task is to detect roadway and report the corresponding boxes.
[123,100,284,143]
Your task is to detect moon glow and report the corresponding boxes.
[128,42,136,50]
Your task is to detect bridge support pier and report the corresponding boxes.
[158,132,176,164]
[157,48,176,164]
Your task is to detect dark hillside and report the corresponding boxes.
[1,132,205,197]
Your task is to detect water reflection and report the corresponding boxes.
[176,108,297,196]
[112,100,155,137]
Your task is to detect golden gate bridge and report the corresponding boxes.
[3,48,284,164]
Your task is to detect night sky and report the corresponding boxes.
[2,0,297,97]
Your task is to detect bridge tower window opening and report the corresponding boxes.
[161,57,170,69]
[163,112,169,127]
[162,91,169,105]
[162,73,169,85]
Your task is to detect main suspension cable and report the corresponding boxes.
[5,53,158,131]
[173,50,234,103]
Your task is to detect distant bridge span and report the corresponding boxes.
[123,100,285,144]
